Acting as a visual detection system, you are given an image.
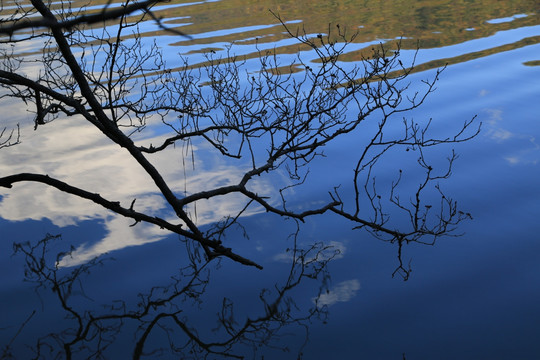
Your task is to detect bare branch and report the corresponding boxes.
[0,0,176,36]
[0,2,479,355]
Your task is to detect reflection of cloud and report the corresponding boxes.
[502,136,540,166]
[504,156,520,165]
[478,89,489,97]
[314,279,361,307]
[272,240,346,263]
[59,216,169,267]
[0,109,278,265]
[489,128,513,141]
[484,108,503,125]
[481,108,540,165]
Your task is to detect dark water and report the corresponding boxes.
[1,0,540,358]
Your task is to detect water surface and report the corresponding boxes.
[1,0,539,358]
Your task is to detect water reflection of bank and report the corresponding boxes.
[155,0,539,48]
[2,0,539,71]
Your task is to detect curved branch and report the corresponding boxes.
[0,172,185,233]
[0,173,262,269]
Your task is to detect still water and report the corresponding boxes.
[1,0,540,358]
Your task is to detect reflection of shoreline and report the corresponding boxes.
[149,0,539,50]
[0,115,278,266]
[2,1,538,73]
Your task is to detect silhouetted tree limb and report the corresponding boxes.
[0,0,481,272]
[0,173,262,269]
[0,0,480,356]
[0,0,480,276]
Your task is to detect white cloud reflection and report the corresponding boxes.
[314,279,361,307]
[482,107,540,165]
[0,112,278,266]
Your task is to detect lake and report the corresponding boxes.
[1,0,539,358]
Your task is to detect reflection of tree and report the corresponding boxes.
[0,0,478,357]
[4,228,336,359]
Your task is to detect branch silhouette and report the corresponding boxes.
[0,0,479,356]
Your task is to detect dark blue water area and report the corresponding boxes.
[297,41,540,358]
[302,220,540,358]
[298,197,540,357]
